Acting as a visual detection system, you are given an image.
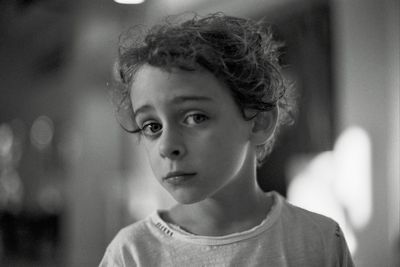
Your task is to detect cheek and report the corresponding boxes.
[193,127,249,166]
[141,142,163,176]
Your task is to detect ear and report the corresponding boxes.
[249,108,278,145]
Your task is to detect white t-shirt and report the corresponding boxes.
[99,192,354,266]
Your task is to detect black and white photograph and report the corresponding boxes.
[0,0,398,266]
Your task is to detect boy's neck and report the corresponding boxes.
[164,172,273,236]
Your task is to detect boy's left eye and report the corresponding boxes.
[184,114,209,125]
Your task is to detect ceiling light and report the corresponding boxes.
[113,0,146,4]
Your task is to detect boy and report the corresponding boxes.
[100,13,353,266]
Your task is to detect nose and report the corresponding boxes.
[158,127,186,160]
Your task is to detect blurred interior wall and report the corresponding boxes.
[63,3,130,266]
[332,0,399,266]
[65,91,120,267]
[147,0,305,19]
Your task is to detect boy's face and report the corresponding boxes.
[130,64,255,204]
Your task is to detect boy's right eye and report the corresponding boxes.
[142,122,162,136]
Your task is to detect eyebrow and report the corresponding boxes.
[133,95,214,119]
[172,95,213,104]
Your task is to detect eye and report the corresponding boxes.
[184,113,209,125]
[142,122,162,136]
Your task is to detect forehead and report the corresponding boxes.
[130,64,234,110]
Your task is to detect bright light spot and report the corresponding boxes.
[9,119,26,165]
[287,126,372,255]
[0,124,13,157]
[113,0,145,4]
[334,126,372,229]
[30,116,54,150]
[0,168,23,211]
[287,152,357,253]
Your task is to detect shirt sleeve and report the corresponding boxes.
[98,247,126,267]
[98,242,137,267]
[325,223,354,267]
[99,248,118,267]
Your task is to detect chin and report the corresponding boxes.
[170,191,206,205]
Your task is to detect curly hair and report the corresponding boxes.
[112,12,295,165]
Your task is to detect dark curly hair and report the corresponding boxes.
[112,12,295,164]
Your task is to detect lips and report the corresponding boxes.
[163,171,196,185]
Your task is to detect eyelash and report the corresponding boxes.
[136,113,209,137]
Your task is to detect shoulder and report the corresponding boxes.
[273,194,354,266]
[113,218,151,244]
[107,214,165,252]
[272,192,340,248]
[99,216,160,267]
[278,195,338,233]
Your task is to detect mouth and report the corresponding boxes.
[163,171,196,185]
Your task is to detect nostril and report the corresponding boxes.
[171,150,180,156]
[159,137,185,158]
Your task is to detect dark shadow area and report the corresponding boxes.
[256,1,335,196]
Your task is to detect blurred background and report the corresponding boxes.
[0,0,398,266]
